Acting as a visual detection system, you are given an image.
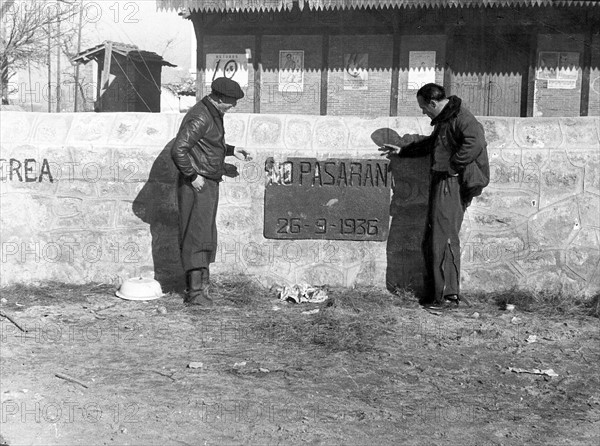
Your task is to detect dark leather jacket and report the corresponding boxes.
[397,96,489,202]
[399,96,487,174]
[171,96,234,182]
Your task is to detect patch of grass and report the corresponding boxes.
[0,282,113,308]
[487,287,598,317]
[584,293,600,318]
[211,275,267,307]
[251,287,398,353]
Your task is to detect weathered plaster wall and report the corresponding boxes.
[0,112,598,296]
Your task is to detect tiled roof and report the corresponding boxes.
[156,0,599,12]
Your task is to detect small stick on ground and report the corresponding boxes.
[55,372,89,388]
[0,310,27,332]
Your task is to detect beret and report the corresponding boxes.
[211,77,244,100]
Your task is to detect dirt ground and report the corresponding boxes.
[0,279,599,446]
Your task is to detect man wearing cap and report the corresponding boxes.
[171,77,251,307]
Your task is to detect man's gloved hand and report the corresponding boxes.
[233,147,252,161]
[378,134,419,157]
[378,143,402,157]
[223,163,239,178]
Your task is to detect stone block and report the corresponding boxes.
[480,117,514,149]
[497,147,522,169]
[346,116,393,151]
[55,179,97,198]
[248,116,284,149]
[220,183,262,205]
[224,114,249,147]
[0,112,35,144]
[489,159,532,190]
[356,259,387,287]
[133,114,177,147]
[520,148,547,188]
[467,209,523,234]
[67,146,112,182]
[83,200,117,228]
[462,233,530,266]
[217,207,260,235]
[514,119,562,148]
[97,181,133,198]
[559,117,600,148]
[539,151,583,208]
[111,148,158,182]
[462,264,518,293]
[528,201,580,250]
[583,155,600,195]
[474,188,539,218]
[108,115,145,144]
[566,228,600,282]
[577,193,600,229]
[32,114,73,145]
[313,118,349,152]
[388,117,426,140]
[67,114,115,145]
[300,263,346,286]
[283,116,316,151]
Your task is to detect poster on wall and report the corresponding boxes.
[536,51,579,89]
[408,51,436,89]
[279,50,304,92]
[205,54,249,87]
[343,53,369,90]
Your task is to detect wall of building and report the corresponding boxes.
[396,35,447,117]
[533,34,585,117]
[202,35,257,114]
[260,35,323,115]
[590,32,600,117]
[327,35,394,117]
[0,112,598,297]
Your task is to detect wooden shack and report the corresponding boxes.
[73,41,176,112]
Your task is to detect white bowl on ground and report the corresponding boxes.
[116,277,163,301]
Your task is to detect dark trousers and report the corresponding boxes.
[422,173,465,303]
[177,175,219,272]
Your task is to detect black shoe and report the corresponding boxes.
[445,294,471,307]
[184,269,213,307]
[184,293,214,307]
[424,300,456,311]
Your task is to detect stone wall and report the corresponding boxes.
[0,112,598,296]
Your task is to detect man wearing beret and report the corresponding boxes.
[171,77,251,307]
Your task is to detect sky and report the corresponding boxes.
[83,0,193,81]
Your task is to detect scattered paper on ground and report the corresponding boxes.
[508,367,559,377]
[277,284,329,304]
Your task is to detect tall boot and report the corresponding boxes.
[200,267,210,300]
[184,268,213,307]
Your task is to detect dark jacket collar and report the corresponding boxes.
[202,96,224,120]
[430,95,461,126]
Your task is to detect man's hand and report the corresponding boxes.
[233,147,252,161]
[191,175,205,191]
[378,144,402,157]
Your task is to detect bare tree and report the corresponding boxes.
[0,0,78,103]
